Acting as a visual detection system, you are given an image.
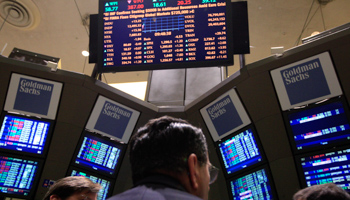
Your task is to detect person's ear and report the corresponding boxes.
[50,194,61,200]
[187,153,200,190]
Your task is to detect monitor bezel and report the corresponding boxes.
[0,111,55,158]
[70,130,127,178]
[66,166,115,200]
[0,152,44,199]
[283,96,350,154]
[226,164,278,200]
[294,145,350,190]
[215,124,267,178]
[96,0,234,73]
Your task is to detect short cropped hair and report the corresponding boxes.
[130,116,208,183]
[293,183,350,200]
[43,176,101,200]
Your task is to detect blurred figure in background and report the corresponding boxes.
[293,183,350,200]
[43,176,101,200]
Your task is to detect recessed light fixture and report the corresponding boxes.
[82,50,89,57]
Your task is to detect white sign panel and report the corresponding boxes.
[86,95,140,143]
[270,52,342,111]
[200,88,251,142]
[4,73,63,120]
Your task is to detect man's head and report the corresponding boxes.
[130,116,213,199]
[293,183,350,200]
[43,176,101,200]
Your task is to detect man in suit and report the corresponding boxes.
[108,116,218,200]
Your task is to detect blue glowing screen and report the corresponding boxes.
[0,114,50,155]
[218,128,262,175]
[229,168,274,200]
[298,147,350,191]
[73,132,124,176]
[0,156,39,197]
[287,100,350,151]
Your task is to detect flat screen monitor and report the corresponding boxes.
[295,146,350,191]
[85,95,140,144]
[216,125,265,177]
[0,112,53,157]
[71,131,126,177]
[284,97,350,153]
[67,167,114,200]
[0,154,43,199]
[200,88,251,142]
[227,166,276,200]
[97,0,234,73]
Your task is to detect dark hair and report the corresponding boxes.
[293,183,350,200]
[130,116,208,183]
[43,176,101,200]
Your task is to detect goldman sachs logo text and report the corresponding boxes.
[102,102,131,120]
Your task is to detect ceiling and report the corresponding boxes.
[0,0,349,85]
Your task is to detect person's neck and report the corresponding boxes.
[153,170,195,195]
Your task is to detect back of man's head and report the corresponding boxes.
[43,176,101,200]
[293,183,350,200]
[129,116,208,183]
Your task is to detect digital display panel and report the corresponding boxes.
[285,98,350,153]
[200,88,251,142]
[228,167,275,200]
[72,131,126,177]
[98,0,233,73]
[69,168,113,200]
[217,127,263,176]
[0,113,52,156]
[0,155,41,198]
[296,147,350,191]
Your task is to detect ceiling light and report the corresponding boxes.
[109,82,147,100]
[311,31,320,36]
[82,50,89,57]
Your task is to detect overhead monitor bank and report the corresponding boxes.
[97,0,234,72]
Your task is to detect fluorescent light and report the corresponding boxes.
[82,50,90,57]
[109,81,147,100]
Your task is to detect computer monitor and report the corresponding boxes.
[0,112,54,157]
[295,146,350,191]
[200,88,251,142]
[97,0,234,73]
[227,165,277,200]
[71,130,126,177]
[284,96,350,153]
[85,95,140,144]
[0,153,43,199]
[216,125,265,177]
[67,167,114,200]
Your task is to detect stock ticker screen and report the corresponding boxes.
[229,168,275,200]
[285,99,350,152]
[0,114,51,155]
[217,128,263,176]
[98,0,233,72]
[297,147,350,191]
[73,131,125,177]
[0,155,40,197]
